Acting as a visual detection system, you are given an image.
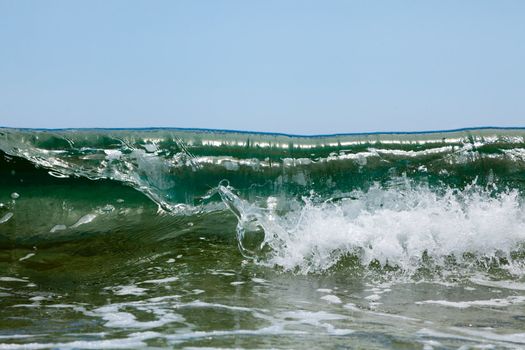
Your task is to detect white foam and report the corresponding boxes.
[30,296,48,302]
[0,331,159,349]
[184,300,260,313]
[417,327,525,347]
[277,310,352,335]
[0,277,28,282]
[104,149,123,160]
[343,303,360,311]
[0,335,38,340]
[470,278,525,291]
[364,294,382,302]
[450,327,525,345]
[140,277,178,284]
[251,278,267,284]
[415,295,525,308]
[92,304,182,329]
[320,294,342,304]
[225,182,525,274]
[46,304,79,308]
[208,270,235,276]
[70,214,97,228]
[163,327,305,342]
[107,285,148,296]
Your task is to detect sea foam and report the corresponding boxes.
[221,181,525,274]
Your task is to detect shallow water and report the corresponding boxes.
[1,128,525,349]
[2,234,525,349]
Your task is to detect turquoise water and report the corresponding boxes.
[1,127,525,349]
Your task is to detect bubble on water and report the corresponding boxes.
[48,171,69,178]
[19,253,35,261]
[0,212,13,224]
[50,225,67,233]
[70,214,97,228]
[101,204,115,213]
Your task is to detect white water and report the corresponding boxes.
[221,181,525,274]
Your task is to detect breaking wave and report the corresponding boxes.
[1,127,525,276]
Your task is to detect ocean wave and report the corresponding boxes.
[1,127,525,276]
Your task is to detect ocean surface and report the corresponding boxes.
[1,127,525,349]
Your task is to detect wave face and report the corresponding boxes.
[1,127,525,275]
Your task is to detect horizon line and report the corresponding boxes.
[1,125,525,138]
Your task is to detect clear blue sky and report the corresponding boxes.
[1,0,524,134]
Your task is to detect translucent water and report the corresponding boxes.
[1,127,525,349]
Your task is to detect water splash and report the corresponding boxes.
[219,179,525,275]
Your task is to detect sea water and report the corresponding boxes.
[0,127,525,349]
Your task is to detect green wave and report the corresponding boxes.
[1,127,525,258]
[2,127,525,204]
